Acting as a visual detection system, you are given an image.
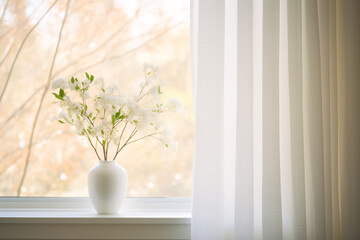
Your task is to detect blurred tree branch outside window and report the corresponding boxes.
[0,0,193,197]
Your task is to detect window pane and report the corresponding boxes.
[0,0,193,197]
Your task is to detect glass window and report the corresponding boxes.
[0,0,193,197]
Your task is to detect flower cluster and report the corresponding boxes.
[51,64,184,161]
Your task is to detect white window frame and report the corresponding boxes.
[0,197,191,240]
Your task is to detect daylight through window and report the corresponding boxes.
[0,0,193,197]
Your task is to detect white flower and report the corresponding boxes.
[93,77,104,87]
[57,110,69,120]
[51,78,68,90]
[143,63,159,74]
[83,79,91,87]
[105,83,119,95]
[167,140,179,150]
[159,128,178,150]
[69,80,77,90]
[166,98,185,113]
[148,86,159,96]
[51,67,183,160]
[95,93,124,110]
[161,128,174,140]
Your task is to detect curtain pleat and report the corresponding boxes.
[261,0,282,239]
[235,0,254,239]
[287,0,307,239]
[191,0,360,239]
[191,0,225,239]
[341,1,360,238]
[329,0,341,239]
[302,0,326,238]
[317,0,333,239]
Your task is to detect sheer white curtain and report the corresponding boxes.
[191,0,360,239]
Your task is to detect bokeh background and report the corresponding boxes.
[0,0,193,197]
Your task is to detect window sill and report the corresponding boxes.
[0,198,191,240]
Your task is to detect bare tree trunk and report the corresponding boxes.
[16,0,71,196]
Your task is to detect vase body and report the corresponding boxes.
[88,160,127,214]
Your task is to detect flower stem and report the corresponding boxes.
[126,132,158,145]
[113,126,137,161]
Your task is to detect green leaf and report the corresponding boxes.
[102,140,106,145]
[101,130,104,135]
[165,144,169,148]
[112,115,115,125]
[58,120,64,124]
[59,88,65,97]
[89,112,92,118]
[96,108,100,113]
[85,72,90,79]
[158,86,163,95]
[52,93,63,101]
[118,115,125,119]
[71,77,75,84]
[75,85,80,90]
[90,75,94,82]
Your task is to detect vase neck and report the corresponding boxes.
[99,160,116,163]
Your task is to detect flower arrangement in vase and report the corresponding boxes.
[51,64,184,213]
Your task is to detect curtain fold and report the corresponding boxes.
[191,0,360,239]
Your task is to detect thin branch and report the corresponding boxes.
[51,16,136,79]
[67,20,185,78]
[16,0,70,196]
[86,136,101,161]
[0,38,13,67]
[0,0,58,103]
[0,0,43,40]
[126,132,158,145]
[112,121,128,160]
[0,130,72,165]
[113,127,137,161]
[0,0,9,26]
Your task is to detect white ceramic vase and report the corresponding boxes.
[88,160,127,214]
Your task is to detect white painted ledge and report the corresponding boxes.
[0,198,191,240]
